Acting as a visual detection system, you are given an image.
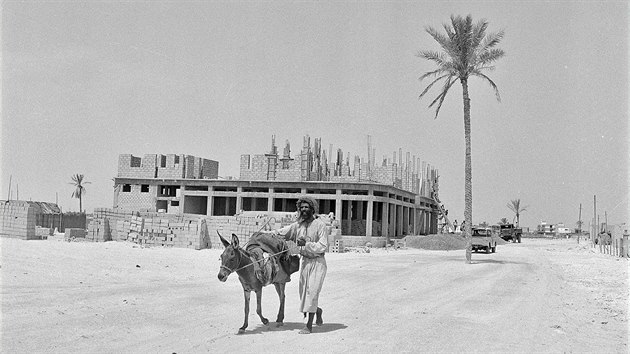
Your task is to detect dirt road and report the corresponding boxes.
[1,237,627,353]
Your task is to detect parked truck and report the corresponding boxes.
[471,227,496,253]
[492,223,522,243]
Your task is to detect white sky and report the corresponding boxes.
[2,1,628,229]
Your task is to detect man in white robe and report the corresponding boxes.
[272,196,328,334]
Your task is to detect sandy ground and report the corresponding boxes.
[1,236,628,353]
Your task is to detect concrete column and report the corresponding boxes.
[178,185,185,215]
[267,188,274,212]
[397,205,403,237]
[236,187,243,213]
[225,197,231,215]
[381,202,389,239]
[335,195,342,223]
[366,199,374,239]
[402,206,409,235]
[335,189,343,234]
[357,200,364,223]
[207,190,214,216]
[389,203,398,237]
[411,208,416,235]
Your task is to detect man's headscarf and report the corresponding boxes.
[296,196,319,215]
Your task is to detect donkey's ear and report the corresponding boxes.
[218,231,230,248]
[231,233,239,247]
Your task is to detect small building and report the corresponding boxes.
[537,221,555,235]
[555,223,572,236]
[0,200,62,239]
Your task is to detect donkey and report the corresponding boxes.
[217,233,288,334]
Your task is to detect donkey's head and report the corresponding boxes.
[217,233,242,282]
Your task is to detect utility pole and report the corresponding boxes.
[578,203,582,232]
[7,175,12,200]
[578,203,582,244]
[591,195,599,242]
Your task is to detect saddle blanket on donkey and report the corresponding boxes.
[246,232,300,285]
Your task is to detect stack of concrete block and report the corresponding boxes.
[0,201,37,239]
[86,218,110,242]
[35,226,51,239]
[330,239,345,253]
[393,239,406,249]
[66,228,87,239]
[125,217,210,249]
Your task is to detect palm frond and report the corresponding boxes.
[425,26,452,52]
[419,73,451,99]
[471,71,501,102]
[478,48,505,66]
[481,30,505,51]
[428,76,457,119]
[470,20,489,50]
[416,50,449,67]
[419,68,447,82]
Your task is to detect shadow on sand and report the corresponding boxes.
[469,258,526,265]
[239,321,348,335]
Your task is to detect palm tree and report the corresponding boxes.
[500,217,509,225]
[69,174,91,213]
[507,199,528,226]
[575,219,584,233]
[418,15,505,263]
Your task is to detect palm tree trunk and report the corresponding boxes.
[461,78,473,264]
[79,196,83,214]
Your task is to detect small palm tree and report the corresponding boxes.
[418,14,505,263]
[507,199,528,226]
[500,217,509,225]
[69,174,91,213]
[576,219,584,233]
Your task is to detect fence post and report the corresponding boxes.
[623,232,629,258]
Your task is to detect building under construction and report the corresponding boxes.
[113,135,439,239]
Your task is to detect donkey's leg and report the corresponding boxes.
[255,289,269,325]
[239,290,251,334]
[274,282,286,326]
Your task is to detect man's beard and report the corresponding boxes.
[298,210,314,223]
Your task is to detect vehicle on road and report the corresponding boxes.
[492,223,522,243]
[471,227,496,253]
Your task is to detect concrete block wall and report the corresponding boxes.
[371,164,396,185]
[120,154,219,180]
[118,154,158,178]
[0,201,37,240]
[201,159,219,179]
[276,159,302,181]
[186,157,219,179]
[186,156,199,179]
[240,155,269,181]
[116,185,158,212]
[157,154,185,179]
